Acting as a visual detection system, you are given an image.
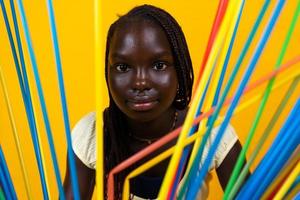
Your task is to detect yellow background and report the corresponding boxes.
[1,0,299,199]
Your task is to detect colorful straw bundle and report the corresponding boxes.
[1,0,299,200]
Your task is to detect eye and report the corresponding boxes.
[115,63,130,72]
[153,62,168,71]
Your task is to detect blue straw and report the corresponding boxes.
[8,1,65,198]
[208,0,241,126]
[172,57,218,199]
[46,0,80,199]
[1,1,49,198]
[178,0,271,197]
[285,176,300,198]
[253,119,300,198]
[0,147,17,200]
[236,99,300,198]
[238,126,300,199]
[186,0,285,198]
[295,192,300,200]
[190,0,244,185]
[181,0,244,197]
[0,164,12,200]
[246,97,300,179]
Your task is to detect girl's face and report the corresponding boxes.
[107,21,178,122]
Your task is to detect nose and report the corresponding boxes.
[133,67,150,91]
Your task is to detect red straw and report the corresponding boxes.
[193,0,229,92]
[167,1,229,198]
[107,55,300,199]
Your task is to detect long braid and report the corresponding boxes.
[103,4,194,199]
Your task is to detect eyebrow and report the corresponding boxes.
[110,51,173,60]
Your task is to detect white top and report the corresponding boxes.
[71,111,238,199]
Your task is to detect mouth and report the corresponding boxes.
[127,98,158,111]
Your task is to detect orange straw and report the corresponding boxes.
[193,0,229,91]
[107,55,300,199]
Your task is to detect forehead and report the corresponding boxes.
[109,20,173,58]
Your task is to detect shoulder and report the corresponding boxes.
[72,111,96,169]
[209,123,238,169]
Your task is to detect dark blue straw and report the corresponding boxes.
[0,146,17,200]
[254,126,300,199]
[8,0,65,198]
[187,0,285,198]
[237,124,300,199]
[0,164,12,200]
[177,3,243,193]
[46,0,79,199]
[245,97,300,176]
[181,0,270,195]
[0,1,49,198]
[236,99,300,198]
[285,176,300,198]
[180,0,244,197]
[170,59,216,199]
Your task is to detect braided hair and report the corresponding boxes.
[103,4,194,199]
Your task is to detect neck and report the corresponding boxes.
[126,107,177,140]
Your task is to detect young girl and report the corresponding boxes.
[64,4,243,199]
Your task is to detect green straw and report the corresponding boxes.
[228,75,300,199]
[0,186,5,200]
[223,2,300,199]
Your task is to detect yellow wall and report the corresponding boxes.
[0,0,299,199]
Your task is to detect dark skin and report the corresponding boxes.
[64,21,245,198]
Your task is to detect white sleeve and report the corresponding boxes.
[71,112,96,169]
[201,123,238,170]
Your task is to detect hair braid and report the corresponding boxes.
[103,4,194,199]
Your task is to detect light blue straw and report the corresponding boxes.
[236,99,300,199]
[1,1,49,198]
[252,117,300,198]
[0,163,12,200]
[0,146,17,200]
[170,59,216,199]
[243,97,300,181]
[186,0,285,198]
[8,1,65,199]
[178,1,244,197]
[46,0,80,199]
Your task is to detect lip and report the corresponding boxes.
[127,98,158,111]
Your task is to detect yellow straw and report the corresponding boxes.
[0,65,32,200]
[123,119,223,199]
[186,0,244,175]
[274,161,300,200]
[157,0,238,197]
[158,0,240,198]
[261,149,300,199]
[95,0,105,199]
[234,69,300,114]
[23,64,52,199]
[122,68,300,199]
[284,183,300,200]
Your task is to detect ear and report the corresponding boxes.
[173,86,186,110]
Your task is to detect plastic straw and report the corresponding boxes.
[225,2,300,198]
[0,147,17,199]
[178,1,271,196]
[107,55,300,198]
[0,64,31,199]
[95,0,105,199]
[157,0,241,198]
[187,1,285,198]
[230,76,300,199]
[1,1,49,198]
[46,0,80,199]
[236,99,300,198]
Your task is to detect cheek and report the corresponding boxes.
[108,71,131,102]
[151,71,178,100]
